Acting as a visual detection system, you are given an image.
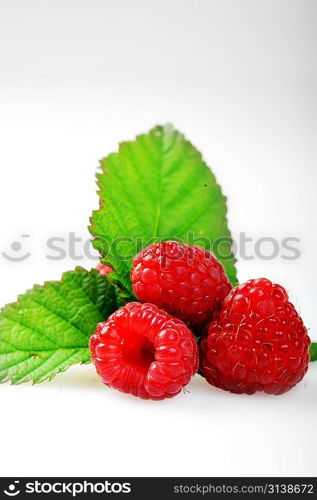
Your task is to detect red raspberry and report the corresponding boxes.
[96,263,112,276]
[89,302,199,400]
[131,241,231,330]
[201,278,311,395]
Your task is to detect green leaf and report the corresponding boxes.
[0,267,117,384]
[310,342,317,362]
[90,124,237,297]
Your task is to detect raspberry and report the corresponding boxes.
[201,278,311,395]
[89,302,199,400]
[131,241,231,330]
[96,263,112,276]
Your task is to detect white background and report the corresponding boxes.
[0,0,316,477]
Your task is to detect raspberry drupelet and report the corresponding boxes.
[96,263,113,276]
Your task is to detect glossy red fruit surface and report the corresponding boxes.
[201,278,311,395]
[90,302,199,400]
[131,241,231,330]
[96,263,113,276]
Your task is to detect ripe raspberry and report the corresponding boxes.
[89,302,199,400]
[96,263,112,276]
[131,241,231,330]
[201,278,311,395]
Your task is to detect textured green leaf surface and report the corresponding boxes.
[90,124,237,297]
[0,267,117,384]
[310,342,317,362]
